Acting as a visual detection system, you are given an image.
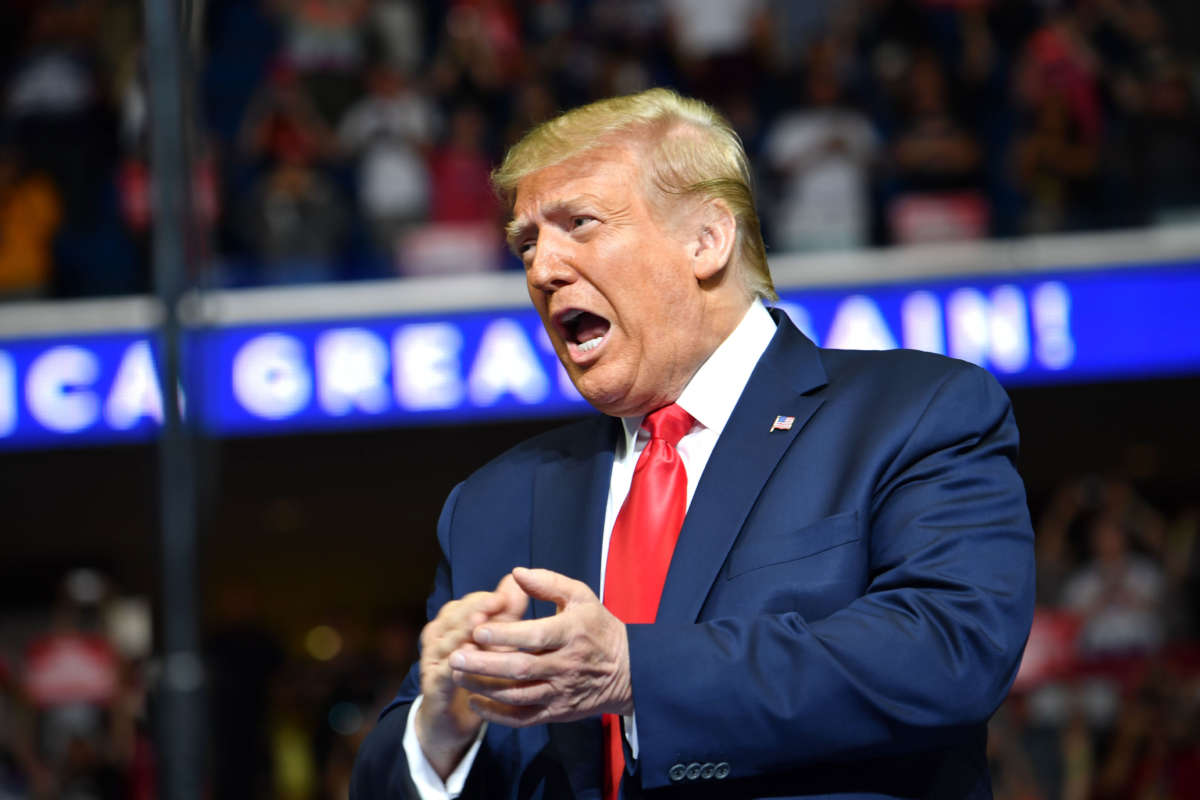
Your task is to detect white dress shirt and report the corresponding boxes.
[403,301,778,798]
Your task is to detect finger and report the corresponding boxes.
[473,615,566,652]
[424,621,481,660]
[511,567,594,610]
[424,590,511,650]
[493,574,530,620]
[449,647,553,681]
[467,695,550,728]
[460,589,509,619]
[454,674,553,707]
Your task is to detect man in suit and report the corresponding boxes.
[351,88,1035,799]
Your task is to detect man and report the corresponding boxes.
[352,88,1035,799]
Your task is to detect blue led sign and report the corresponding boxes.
[2,263,1198,450]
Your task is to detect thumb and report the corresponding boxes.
[512,567,593,611]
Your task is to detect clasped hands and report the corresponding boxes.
[415,567,632,777]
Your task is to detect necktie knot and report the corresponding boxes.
[643,403,694,448]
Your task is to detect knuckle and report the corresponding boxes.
[512,655,534,681]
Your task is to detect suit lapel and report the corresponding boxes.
[657,312,828,623]
[530,415,617,619]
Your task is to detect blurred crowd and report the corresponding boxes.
[0,571,422,800]
[2,1,1200,798]
[0,0,1199,297]
[1,483,1197,800]
[991,478,1200,800]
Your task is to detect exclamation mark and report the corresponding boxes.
[1032,282,1074,370]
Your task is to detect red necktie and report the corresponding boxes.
[602,403,694,800]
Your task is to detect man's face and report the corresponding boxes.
[511,146,717,417]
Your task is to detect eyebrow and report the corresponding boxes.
[505,195,602,252]
[504,218,531,252]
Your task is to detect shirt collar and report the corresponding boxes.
[619,300,777,452]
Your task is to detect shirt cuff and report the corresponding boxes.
[624,712,639,760]
[402,695,488,799]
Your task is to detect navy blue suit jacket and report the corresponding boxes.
[352,311,1036,799]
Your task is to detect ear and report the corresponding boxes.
[689,199,737,282]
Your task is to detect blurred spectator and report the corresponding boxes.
[274,0,370,124]
[662,0,771,107]
[1061,512,1166,656]
[1132,60,1200,224]
[766,0,840,68]
[1091,671,1200,799]
[428,104,498,225]
[337,62,436,261]
[366,0,425,75]
[235,65,348,282]
[987,701,1047,800]
[3,1,142,299]
[1012,81,1100,234]
[5,3,117,230]
[236,148,349,283]
[429,1,521,114]
[239,63,337,168]
[15,569,152,800]
[1035,480,1091,605]
[1010,8,1103,234]
[1,0,1195,293]
[0,144,61,296]
[502,80,558,151]
[763,37,878,252]
[887,49,987,243]
[0,656,39,799]
[583,2,669,102]
[402,103,502,277]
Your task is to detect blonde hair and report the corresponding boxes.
[492,88,776,301]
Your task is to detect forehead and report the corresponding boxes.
[512,146,642,218]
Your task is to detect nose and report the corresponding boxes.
[525,231,576,294]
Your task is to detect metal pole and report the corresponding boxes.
[143,0,204,797]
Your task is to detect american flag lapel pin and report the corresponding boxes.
[770,415,795,432]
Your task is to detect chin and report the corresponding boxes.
[573,376,633,417]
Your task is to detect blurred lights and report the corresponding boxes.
[65,568,106,605]
[104,340,164,429]
[824,294,898,351]
[328,701,365,736]
[0,271,1132,451]
[304,625,342,661]
[394,323,466,410]
[466,319,550,406]
[0,351,14,436]
[316,328,391,416]
[232,333,313,419]
[26,345,100,432]
[1032,281,1074,370]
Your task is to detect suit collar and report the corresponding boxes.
[656,310,828,622]
[617,300,778,447]
[528,309,828,624]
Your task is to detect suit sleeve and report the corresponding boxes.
[352,484,487,800]
[625,363,1036,789]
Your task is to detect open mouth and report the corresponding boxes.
[556,308,612,360]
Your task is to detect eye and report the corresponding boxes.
[571,216,595,230]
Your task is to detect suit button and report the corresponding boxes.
[700,762,716,780]
[685,762,702,780]
[668,763,687,782]
[714,762,731,780]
